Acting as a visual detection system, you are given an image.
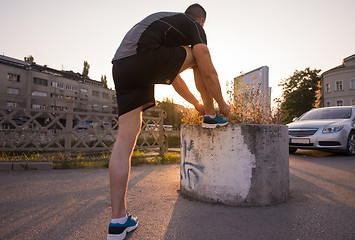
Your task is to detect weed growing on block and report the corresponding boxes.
[181,79,281,125]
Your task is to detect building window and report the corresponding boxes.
[7,88,20,94]
[50,106,67,111]
[65,95,77,100]
[32,104,47,109]
[335,81,343,91]
[102,105,109,112]
[51,93,64,99]
[32,91,47,97]
[81,89,88,95]
[92,91,99,97]
[33,77,48,86]
[32,104,41,109]
[352,99,355,105]
[51,82,64,89]
[350,79,355,89]
[325,83,331,93]
[66,85,78,92]
[7,73,20,82]
[7,102,19,108]
[336,100,343,106]
[103,93,109,99]
[325,101,331,107]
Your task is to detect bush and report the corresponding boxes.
[227,80,281,124]
[181,80,281,125]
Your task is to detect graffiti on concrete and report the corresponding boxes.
[180,134,205,189]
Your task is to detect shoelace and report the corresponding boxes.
[216,112,223,119]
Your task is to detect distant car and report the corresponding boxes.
[77,125,89,131]
[287,106,355,156]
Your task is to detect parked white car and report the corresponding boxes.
[287,106,355,156]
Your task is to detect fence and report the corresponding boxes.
[0,106,168,157]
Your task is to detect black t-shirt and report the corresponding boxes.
[112,12,207,61]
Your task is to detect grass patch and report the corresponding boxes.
[131,150,180,166]
[167,135,180,148]
[54,150,180,169]
[53,160,109,169]
[53,152,111,169]
[1,151,54,162]
[1,146,181,169]
[155,152,180,164]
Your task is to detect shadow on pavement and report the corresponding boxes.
[163,155,355,240]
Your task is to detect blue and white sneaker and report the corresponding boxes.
[107,213,138,240]
[202,112,228,129]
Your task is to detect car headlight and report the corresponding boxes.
[322,125,344,133]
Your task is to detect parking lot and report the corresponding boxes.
[0,150,354,240]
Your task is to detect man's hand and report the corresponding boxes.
[172,75,205,116]
[194,103,205,116]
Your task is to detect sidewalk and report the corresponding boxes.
[0,154,354,240]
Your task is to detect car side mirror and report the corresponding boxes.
[292,117,298,122]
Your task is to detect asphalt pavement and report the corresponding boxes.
[0,150,354,240]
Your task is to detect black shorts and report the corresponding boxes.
[113,45,186,116]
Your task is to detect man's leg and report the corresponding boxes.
[193,67,215,115]
[178,46,215,115]
[109,106,142,219]
[178,46,228,128]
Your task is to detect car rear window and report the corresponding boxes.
[299,108,352,120]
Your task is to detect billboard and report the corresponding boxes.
[234,66,271,105]
[234,66,269,93]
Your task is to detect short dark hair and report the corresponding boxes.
[185,3,206,21]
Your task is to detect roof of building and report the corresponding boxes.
[0,55,30,69]
[321,53,355,77]
[234,66,269,80]
[343,54,355,62]
[0,54,105,87]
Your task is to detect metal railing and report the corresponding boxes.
[0,106,168,156]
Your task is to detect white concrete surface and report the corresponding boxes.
[180,124,289,206]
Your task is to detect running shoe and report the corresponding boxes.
[107,213,138,240]
[202,112,228,129]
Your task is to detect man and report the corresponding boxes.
[107,4,230,240]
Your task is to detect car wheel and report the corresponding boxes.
[345,131,355,156]
[289,147,298,154]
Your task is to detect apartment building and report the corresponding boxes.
[0,55,117,114]
[320,54,355,107]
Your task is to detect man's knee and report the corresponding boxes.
[179,46,197,73]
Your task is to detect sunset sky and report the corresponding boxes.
[1,0,354,107]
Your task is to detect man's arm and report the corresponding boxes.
[172,75,205,115]
[192,43,230,116]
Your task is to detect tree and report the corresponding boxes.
[101,75,108,88]
[24,55,35,63]
[82,60,90,78]
[279,67,321,124]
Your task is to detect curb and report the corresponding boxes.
[0,162,53,171]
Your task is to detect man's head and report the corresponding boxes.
[185,3,206,27]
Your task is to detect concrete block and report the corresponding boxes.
[180,124,289,206]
